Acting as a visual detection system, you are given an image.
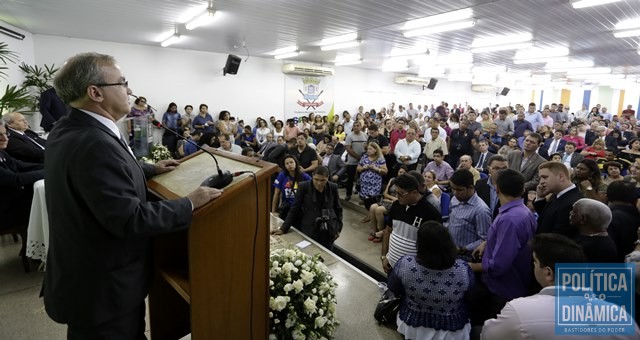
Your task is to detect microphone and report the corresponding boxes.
[130,94,157,112]
[151,119,233,189]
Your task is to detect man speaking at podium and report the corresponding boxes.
[42,53,223,339]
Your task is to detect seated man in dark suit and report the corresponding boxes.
[0,121,44,231]
[472,140,495,173]
[542,130,566,155]
[585,126,617,150]
[534,161,584,237]
[558,141,584,169]
[2,112,47,163]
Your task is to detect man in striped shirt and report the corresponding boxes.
[381,174,442,273]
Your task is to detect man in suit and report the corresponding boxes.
[507,132,547,191]
[542,130,566,155]
[586,126,618,149]
[558,141,584,169]
[534,161,584,237]
[0,120,44,231]
[321,143,346,182]
[39,87,69,132]
[475,154,508,219]
[472,140,495,173]
[43,53,223,339]
[2,112,47,163]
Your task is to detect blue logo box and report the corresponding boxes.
[555,263,635,335]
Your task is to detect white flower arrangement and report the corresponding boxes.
[141,143,173,163]
[269,247,339,340]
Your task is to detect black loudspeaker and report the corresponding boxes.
[500,87,510,96]
[223,54,241,76]
[426,78,438,90]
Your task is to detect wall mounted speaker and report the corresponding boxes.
[426,78,438,90]
[223,54,241,76]
[500,87,510,96]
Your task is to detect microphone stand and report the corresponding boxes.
[152,119,233,189]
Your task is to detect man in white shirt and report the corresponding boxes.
[423,127,448,161]
[405,103,418,121]
[422,117,447,141]
[218,133,242,154]
[394,127,421,171]
[341,111,354,135]
[482,233,640,339]
[394,105,408,120]
[574,104,589,121]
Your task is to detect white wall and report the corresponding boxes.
[0,21,35,96]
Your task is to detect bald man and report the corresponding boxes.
[2,112,47,163]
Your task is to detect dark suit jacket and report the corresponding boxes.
[585,133,618,149]
[5,128,46,163]
[43,109,193,327]
[558,151,584,168]
[326,154,346,178]
[472,151,494,172]
[474,177,500,219]
[507,150,547,191]
[39,87,69,132]
[543,138,566,154]
[534,186,584,237]
[0,150,44,230]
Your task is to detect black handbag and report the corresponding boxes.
[374,288,401,325]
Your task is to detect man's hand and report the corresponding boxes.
[187,187,223,210]
[154,159,180,174]
[334,231,340,240]
[331,175,339,182]
[472,241,486,260]
[382,258,391,274]
[271,229,284,235]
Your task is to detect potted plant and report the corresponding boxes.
[0,42,30,116]
[19,62,59,112]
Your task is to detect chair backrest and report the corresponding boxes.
[440,192,451,221]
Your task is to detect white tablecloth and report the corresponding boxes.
[26,179,48,263]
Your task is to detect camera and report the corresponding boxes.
[317,209,331,232]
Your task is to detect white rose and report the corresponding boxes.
[300,270,315,285]
[294,259,302,266]
[314,316,328,329]
[292,279,304,293]
[274,296,289,311]
[285,315,296,328]
[328,302,336,313]
[292,330,306,340]
[312,288,317,294]
[270,280,274,286]
[318,308,324,316]
[282,262,295,274]
[269,334,277,340]
[272,260,279,267]
[284,249,296,259]
[283,283,293,293]
[269,312,273,318]
[304,297,317,314]
[274,318,280,324]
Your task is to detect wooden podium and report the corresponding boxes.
[146,150,278,340]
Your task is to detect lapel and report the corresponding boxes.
[521,153,539,173]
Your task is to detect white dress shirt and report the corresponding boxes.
[393,138,421,165]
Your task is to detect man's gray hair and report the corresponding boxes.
[53,53,116,104]
[573,198,612,229]
[0,117,5,127]
[1,113,12,125]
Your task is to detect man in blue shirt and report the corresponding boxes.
[524,102,544,132]
[513,112,533,138]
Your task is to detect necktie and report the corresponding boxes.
[25,134,45,150]
[550,140,557,154]
[476,153,485,169]
[118,133,136,158]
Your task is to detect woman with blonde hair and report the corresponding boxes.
[357,142,388,222]
[580,139,606,160]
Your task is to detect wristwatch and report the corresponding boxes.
[380,255,387,261]
[586,186,593,191]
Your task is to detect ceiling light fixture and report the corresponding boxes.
[575,74,625,80]
[614,29,640,38]
[320,33,358,46]
[613,18,640,38]
[320,40,361,51]
[403,20,476,37]
[402,9,473,30]
[571,0,622,9]
[434,53,473,65]
[472,33,532,48]
[566,67,612,75]
[274,51,300,59]
[185,7,217,30]
[271,46,298,55]
[514,56,569,64]
[0,25,25,40]
[161,34,181,47]
[545,59,594,70]
[471,42,533,54]
[335,59,362,66]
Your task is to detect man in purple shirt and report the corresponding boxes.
[468,168,537,327]
[423,149,454,186]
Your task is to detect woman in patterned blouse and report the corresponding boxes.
[356,142,388,222]
[388,221,474,340]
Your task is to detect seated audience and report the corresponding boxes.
[238,125,258,150]
[563,126,585,150]
[388,221,474,340]
[543,130,566,155]
[497,136,520,156]
[603,161,624,184]
[569,198,618,263]
[558,141,584,169]
[2,112,46,163]
[620,137,640,164]
[580,139,606,160]
[241,147,254,157]
[468,169,537,328]
[457,155,481,184]
[177,128,201,158]
[573,159,607,202]
[423,149,454,186]
[271,154,311,220]
[217,133,242,154]
[472,140,494,173]
[608,181,640,261]
[422,170,441,199]
[393,127,421,171]
[535,161,584,237]
[368,166,407,243]
[256,133,276,158]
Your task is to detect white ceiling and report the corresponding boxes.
[1,0,640,85]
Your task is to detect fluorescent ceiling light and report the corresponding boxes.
[571,0,622,9]
[566,67,612,75]
[434,53,473,65]
[161,34,181,47]
[320,40,361,51]
[545,59,594,70]
[274,51,299,59]
[577,74,626,80]
[185,8,217,30]
[271,46,298,55]
[402,8,473,30]
[320,33,358,46]
[403,20,476,37]
[473,66,506,73]
[615,19,640,30]
[448,74,473,82]
[418,66,445,77]
[513,46,569,63]
[614,29,640,38]
[471,42,533,54]
[514,56,569,64]
[335,59,362,66]
[472,33,532,48]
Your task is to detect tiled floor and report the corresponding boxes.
[0,191,390,339]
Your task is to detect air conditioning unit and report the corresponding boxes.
[471,85,496,92]
[394,76,430,85]
[282,64,334,76]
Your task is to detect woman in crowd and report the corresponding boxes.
[423,170,441,199]
[161,102,181,153]
[255,119,271,145]
[299,116,311,131]
[480,111,493,133]
[273,166,343,250]
[198,132,219,148]
[273,120,285,140]
[215,110,237,136]
[382,118,394,140]
[603,161,624,185]
[588,106,600,120]
[581,139,606,160]
[498,136,520,156]
[333,124,346,142]
[563,126,585,150]
[303,128,315,144]
[448,113,460,130]
[539,125,553,142]
[316,134,331,156]
[367,165,407,242]
[573,159,607,202]
[375,111,384,125]
[271,154,311,220]
[621,138,640,164]
[388,221,474,340]
[238,125,258,150]
[355,113,366,128]
[312,115,326,143]
[182,104,194,128]
[357,142,388,223]
[192,104,214,134]
[127,95,153,143]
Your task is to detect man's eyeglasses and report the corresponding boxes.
[94,80,129,88]
[396,190,411,197]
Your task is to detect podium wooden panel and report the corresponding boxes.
[147,150,278,340]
